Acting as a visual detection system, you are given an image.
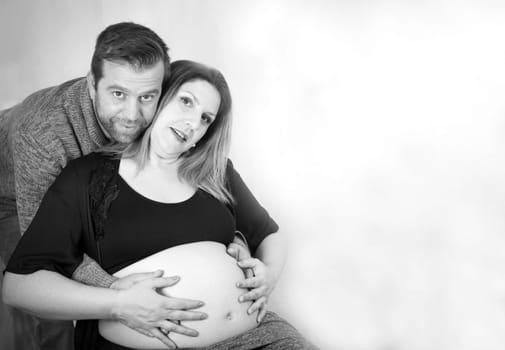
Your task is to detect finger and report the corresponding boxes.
[157,320,199,337]
[137,269,164,278]
[226,244,240,260]
[238,288,264,303]
[148,276,180,289]
[248,296,267,315]
[244,267,255,279]
[163,297,205,310]
[131,269,165,281]
[165,309,208,321]
[132,327,154,337]
[237,258,260,269]
[149,269,164,277]
[257,304,267,323]
[150,327,177,349]
[236,277,261,289]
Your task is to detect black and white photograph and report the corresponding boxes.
[1,1,505,349]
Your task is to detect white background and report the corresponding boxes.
[2,0,505,349]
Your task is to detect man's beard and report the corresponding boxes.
[102,116,147,144]
[95,98,149,144]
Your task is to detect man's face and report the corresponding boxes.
[92,60,165,144]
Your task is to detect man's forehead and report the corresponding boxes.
[99,60,164,91]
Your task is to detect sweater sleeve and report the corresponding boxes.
[12,130,65,235]
[226,160,279,255]
[6,160,84,278]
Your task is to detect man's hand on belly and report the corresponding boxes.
[111,275,208,347]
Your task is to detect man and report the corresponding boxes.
[0,21,207,350]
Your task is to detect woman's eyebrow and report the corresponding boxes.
[180,90,199,104]
[180,90,216,116]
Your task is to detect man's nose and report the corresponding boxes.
[123,98,141,121]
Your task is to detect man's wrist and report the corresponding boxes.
[72,255,118,288]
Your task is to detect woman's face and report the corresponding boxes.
[150,79,221,159]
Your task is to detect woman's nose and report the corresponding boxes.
[184,120,196,129]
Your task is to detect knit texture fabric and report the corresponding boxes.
[0,77,108,235]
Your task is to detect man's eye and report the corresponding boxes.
[112,91,124,99]
[180,96,193,107]
[140,95,154,102]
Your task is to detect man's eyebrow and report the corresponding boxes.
[107,85,160,95]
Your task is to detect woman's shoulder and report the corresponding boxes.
[61,152,119,183]
[225,158,236,174]
[66,152,118,172]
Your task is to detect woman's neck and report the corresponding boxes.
[119,154,196,203]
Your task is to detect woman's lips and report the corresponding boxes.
[169,127,188,142]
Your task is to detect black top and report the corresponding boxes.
[102,178,236,273]
[6,153,278,350]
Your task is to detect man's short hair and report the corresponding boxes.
[91,22,170,87]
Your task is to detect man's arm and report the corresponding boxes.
[13,131,64,235]
[72,254,118,287]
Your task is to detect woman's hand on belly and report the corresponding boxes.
[235,258,277,323]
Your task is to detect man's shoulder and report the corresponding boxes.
[10,78,89,144]
[11,78,87,132]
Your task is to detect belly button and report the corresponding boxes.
[225,311,233,320]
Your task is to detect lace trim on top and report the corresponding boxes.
[88,155,120,241]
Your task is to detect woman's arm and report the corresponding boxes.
[253,231,287,287]
[3,270,119,319]
[225,160,285,322]
[2,269,205,335]
[235,232,287,322]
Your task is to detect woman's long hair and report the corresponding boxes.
[104,60,233,204]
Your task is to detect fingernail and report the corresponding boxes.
[238,296,244,302]
[198,301,205,306]
[236,282,241,287]
[200,313,208,319]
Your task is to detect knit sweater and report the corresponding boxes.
[0,77,109,235]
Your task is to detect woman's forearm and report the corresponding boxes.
[2,270,118,320]
[254,231,287,284]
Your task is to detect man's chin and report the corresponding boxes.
[110,130,142,144]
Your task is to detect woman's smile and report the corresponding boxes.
[169,126,191,143]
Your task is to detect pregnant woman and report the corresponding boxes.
[3,60,314,349]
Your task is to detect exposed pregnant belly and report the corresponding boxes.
[98,241,257,349]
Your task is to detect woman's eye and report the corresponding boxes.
[180,96,193,107]
[201,114,213,125]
